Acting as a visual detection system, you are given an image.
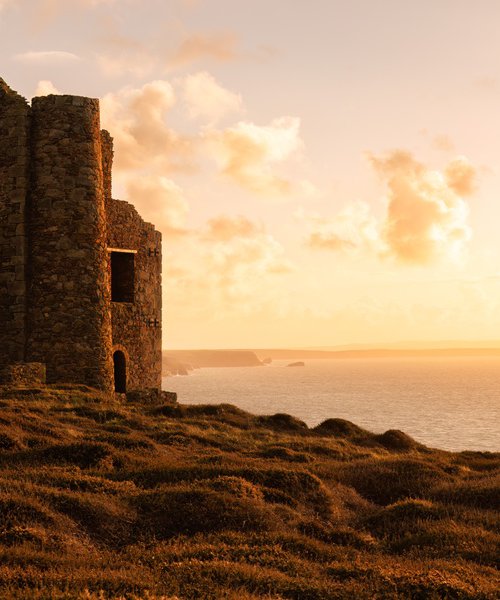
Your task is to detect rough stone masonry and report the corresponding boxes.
[0,78,162,394]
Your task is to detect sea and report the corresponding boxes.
[162,358,500,452]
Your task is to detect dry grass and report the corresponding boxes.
[0,384,497,599]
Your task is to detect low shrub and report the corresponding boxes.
[257,445,312,463]
[38,442,114,469]
[136,484,279,538]
[0,495,56,529]
[334,458,451,505]
[374,429,420,452]
[314,419,371,441]
[431,474,500,510]
[46,490,135,545]
[256,413,309,433]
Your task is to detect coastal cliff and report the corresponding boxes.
[163,349,263,375]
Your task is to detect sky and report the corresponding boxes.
[2,0,500,349]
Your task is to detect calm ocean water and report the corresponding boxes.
[162,358,500,452]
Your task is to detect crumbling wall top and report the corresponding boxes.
[0,78,28,105]
[31,94,100,110]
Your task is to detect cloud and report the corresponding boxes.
[207,231,293,282]
[445,156,477,196]
[203,215,262,242]
[100,80,195,242]
[303,203,380,253]
[30,0,124,30]
[432,134,455,153]
[96,52,156,78]
[14,51,81,64]
[169,32,238,68]
[306,151,476,265]
[166,214,293,319]
[100,80,194,172]
[124,175,189,236]
[181,71,243,123]
[206,117,303,195]
[96,76,298,324]
[38,0,119,12]
[33,80,60,96]
[195,218,293,306]
[94,16,158,78]
[369,151,474,264]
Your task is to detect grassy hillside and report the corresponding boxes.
[0,384,498,599]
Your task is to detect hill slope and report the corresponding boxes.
[0,385,498,599]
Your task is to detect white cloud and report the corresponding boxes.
[370,151,474,264]
[125,175,189,236]
[14,50,80,64]
[202,215,262,242]
[168,215,293,317]
[168,32,238,68]
[306,151,477,265]
[34,80,60,96]
[96,53,156,78]
[100,80,194,172]
[181,71,243,123]
[95,76,301,322]
[206,116,303,195]
[445,156,477,196]
[303,202,381,253]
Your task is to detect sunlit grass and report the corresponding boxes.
[0,385,497,599]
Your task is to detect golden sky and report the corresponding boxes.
[2,0,500,348]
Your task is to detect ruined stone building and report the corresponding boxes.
[0,78,162,394]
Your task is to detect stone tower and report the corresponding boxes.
[0,79,162,394]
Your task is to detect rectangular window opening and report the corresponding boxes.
[111,251,135,303]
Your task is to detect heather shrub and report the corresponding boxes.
[71,406,123,423]
[45,490,135,545]
[94,432,155,451]
[256,413,309,433]
[314,418,371,440]
[365,498,447,532]
[136,484,279,538]
[0,427,24,451]
[335,458,451,505]
[431,474,500,510]
[26,441,114,469]
[206,476,264,500]
[257,445,312,463]
[374,429,420,451]
[0,494,57,529]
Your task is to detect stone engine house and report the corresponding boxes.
[0,78,162,394]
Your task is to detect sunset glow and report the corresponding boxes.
[3,0,500,348]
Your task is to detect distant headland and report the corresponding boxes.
[163,345,500,376]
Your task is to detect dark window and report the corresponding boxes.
[113,351,126,393]
[111,252,135,302]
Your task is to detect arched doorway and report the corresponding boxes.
[113,350,126,393]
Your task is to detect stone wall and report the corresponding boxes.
[0,362,46,386]
[101,130,113,202]
[106,198,162,391]
[0,79,30,363]
[26,95,114,391]
[0,80,162,394]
